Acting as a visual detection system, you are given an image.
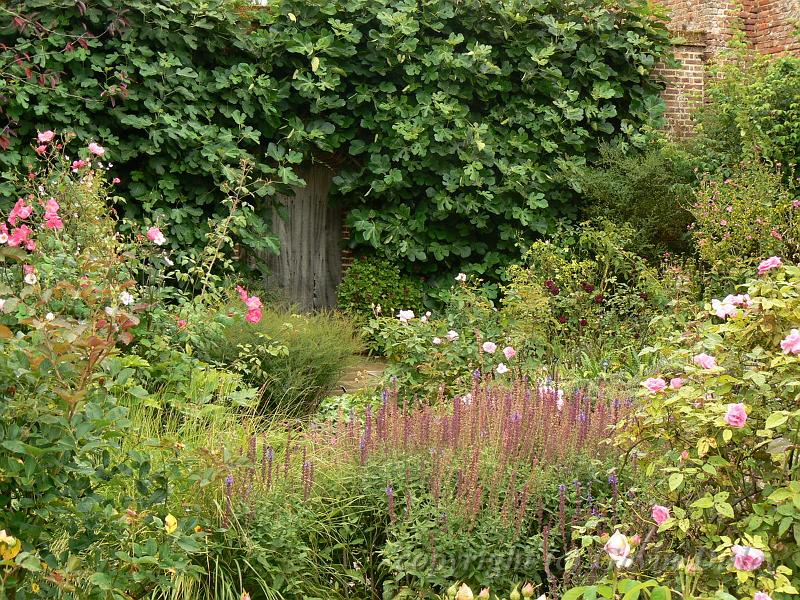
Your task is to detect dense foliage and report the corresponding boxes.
[0,0,301,257]
[2,0,673,281]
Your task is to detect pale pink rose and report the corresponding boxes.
[754,592,772,600]
[503,346,517,360]
[711,298,737,319]
[112,177,121,184]
[693,353,717,369]
[651,505,670,526]
[780,329,800,354]
[724,293,751,307]
[446,330,459,341]
[432,337,442,345]
[604,530,633,569]
[37,130,55,143]
[88,142,105,156]
[245,295,262,311]
[482,341,497,354]
[455,272,467,282]
[397,310,415,322]
[669,377,684,390]
[642,377,667,394]
[793,199,800,209]
[731,545,764,571]
[724,403,747,428]
[35,144,47,155]
[757,256,782,275]
[496,362,509,374]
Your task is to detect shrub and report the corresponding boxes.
[0,143,211,598]
[689,162,800,289]
[0,0,302,261]
[568,259,800,599]
[361,278,506,397]
[691,49,800,177]
[195,305,362,416]
[500,221,667,372]
[337,255,426,324]
[574,140,695,259]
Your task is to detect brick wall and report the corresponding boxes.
[655,33,707,137]
[656,0,799,133]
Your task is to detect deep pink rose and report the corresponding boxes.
[245,308,262,324]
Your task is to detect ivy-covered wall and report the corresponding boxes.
[1,0,673,284]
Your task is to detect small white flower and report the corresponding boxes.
[163,256,174,267]
[496,362,509,374]
[0,298,6,310]
[23,273,37,285]
[45,312,54,321]
[455,272,467,282]
[432,337,442,345]
[420,315,428,323]
[425,311,431,317]
[446,330,459,341]
[0,233,7,244]
[119,291,134,306]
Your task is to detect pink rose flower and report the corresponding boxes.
[8,198,32,226]
[35,145,47,155]
[642,377,667,394]
[651,505,670,526]
[757,256,782,275]
[37,130,55,143]
[44,216,64,230]
[793,199,800,209]
[245,308,262,324]
[146,226,166,246]
[780,329,800,354]
[724,403,747,428]
[176,319,188,329]
[7,225,32,247]
[112,177,121,184]
[432,337,442,345]
[446,330,459,341]
[731,545,764,571]
[88,142,105,156]
[236,285,249,302]
[245,295,262,311]
[669,377,684,390]
[711,298,737,319]
[754,592,772,600]
[693,353,717,369]
[503,346,517,360]
[482,341,497,354]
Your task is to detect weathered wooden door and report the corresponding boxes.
[263,165,342,311]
